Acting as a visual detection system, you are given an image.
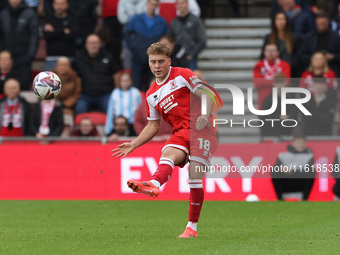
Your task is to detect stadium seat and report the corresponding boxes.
[74,112,107,136]
[75,112,106,125]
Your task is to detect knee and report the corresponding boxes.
[189,165,205,179]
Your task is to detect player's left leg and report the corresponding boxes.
[178,161,205,238]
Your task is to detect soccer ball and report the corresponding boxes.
[33,71,62,100]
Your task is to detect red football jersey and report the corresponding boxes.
[146,67,214,133]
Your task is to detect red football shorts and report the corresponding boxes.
[162,128,217,167]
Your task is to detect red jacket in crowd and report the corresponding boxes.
[253,58,291,109]
[299,70,337,92]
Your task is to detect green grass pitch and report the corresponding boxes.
[0,201,339,255]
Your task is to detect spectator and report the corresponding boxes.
[260,12,301,73]
[0,0,39,90]
[298,13,340,77]
[68,0,97,51]
[271,134,315,201]
[30,98,64,137]
[52,56,81,115]
[253,43,291,109]
[117,0,147,70]
[159,34,188,68]
[332,146,340,199]
[125,0,168,91]
[170,0,206,70]
[261,73,298,137]
[108,115,135,142]
[42,0,77,71]
[71,117,99,137]
[274,0,315,36]
[105,72,141,137]
[74,34,120,115]
[158,0,201,25]
[299,52,337,93]
[0,51,22,98]
[302,76,336,136]
[0,78,31,136]
[101,0,121,69]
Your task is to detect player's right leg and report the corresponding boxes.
[127,147,187,198]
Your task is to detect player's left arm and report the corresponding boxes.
[194,84,215,130]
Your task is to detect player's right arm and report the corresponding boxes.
[112,119,161,158]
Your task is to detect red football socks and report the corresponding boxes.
[151,157,175,186]
[188,179,204,223]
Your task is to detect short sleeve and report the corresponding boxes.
[146,96,161,120]
[180,68,203,93]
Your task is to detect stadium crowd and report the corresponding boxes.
[0,0,206,139]
[0,0,339,200]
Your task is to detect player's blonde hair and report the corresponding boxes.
[146,42,171,58]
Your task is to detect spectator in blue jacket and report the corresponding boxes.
[124,0,167,91]
[0,0,39,90]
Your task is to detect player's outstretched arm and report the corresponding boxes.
[194,84,215,130]
[112,119,161,158]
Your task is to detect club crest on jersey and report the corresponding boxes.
[169,80,178,90]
